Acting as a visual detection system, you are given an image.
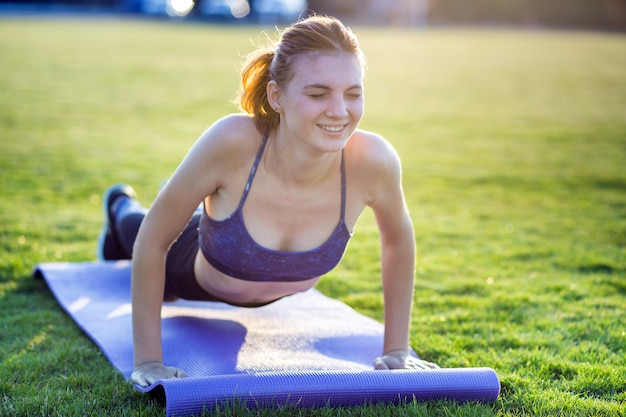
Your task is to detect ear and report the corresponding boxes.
[267,80,282,112]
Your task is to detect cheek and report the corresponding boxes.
[295,101,326,119]
[351,101,365,120]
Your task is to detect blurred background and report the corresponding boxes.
[0,0,625,31]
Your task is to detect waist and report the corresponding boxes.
[193,252,320,306]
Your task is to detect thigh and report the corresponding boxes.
[163,214,220,301]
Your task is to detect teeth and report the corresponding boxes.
[320,125,343,132]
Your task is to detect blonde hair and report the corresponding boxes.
[238,15,365,135]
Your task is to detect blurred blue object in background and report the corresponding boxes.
[197,0,307,23]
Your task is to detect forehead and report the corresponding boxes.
[287,52,364,88]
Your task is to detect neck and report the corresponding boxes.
[265,133,341,187]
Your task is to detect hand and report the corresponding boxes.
[130,360,187,387]
[373,349,440,370]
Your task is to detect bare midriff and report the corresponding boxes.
[193,251,320,305]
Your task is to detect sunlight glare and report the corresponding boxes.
[167,0,194,17]
[231,0,250,19]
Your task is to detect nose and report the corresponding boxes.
[326,94,348,117]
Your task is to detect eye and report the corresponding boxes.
[307,93,325,99]
[346,89,363,99]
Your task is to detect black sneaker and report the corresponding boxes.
[97,184,137,261]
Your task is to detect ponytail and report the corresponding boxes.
[238,47,280,136]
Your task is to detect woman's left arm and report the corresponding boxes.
[367,137,438,370]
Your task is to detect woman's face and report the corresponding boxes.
[271,52,364,153]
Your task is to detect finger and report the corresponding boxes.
[144,374,159,387]
[405,357,434,370]
[407,358,439,370]
[373,357,390,370]
[162,365,187,379]
[405,360,428,370]
[411,359,439,369]
[130,372,149,388]
[423,360,440,369]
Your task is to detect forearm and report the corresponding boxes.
[380,233,415,354]
[131,241,168,367]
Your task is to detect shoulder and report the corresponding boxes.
[160,113,264,205]
[346,129,402,177]
[198,113,262,152]
[173,113,263,184]
[185,114,262,166]
[344,129,404,207]
[208,113,258,136]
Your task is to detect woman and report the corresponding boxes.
[98,15,438,388]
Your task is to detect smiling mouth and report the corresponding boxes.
[319,124,346,132]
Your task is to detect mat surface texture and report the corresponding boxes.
[35,261,500,415]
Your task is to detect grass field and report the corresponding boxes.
[1,17,625,417]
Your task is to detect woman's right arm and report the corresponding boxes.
[130,195,191,386]
[129,115,255,387]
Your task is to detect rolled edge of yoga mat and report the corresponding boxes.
[138,368,500,416]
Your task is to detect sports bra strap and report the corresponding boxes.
[340,149,346,219]
[238,135,269,210]
[239,135,346,218]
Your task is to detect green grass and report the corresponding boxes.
[1,17,625,416]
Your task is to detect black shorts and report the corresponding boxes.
[163,213,219,301]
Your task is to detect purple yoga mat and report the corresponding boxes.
[34,261,500,415]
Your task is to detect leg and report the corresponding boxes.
[113,196,147,257]
[97,184,147,260]
[163,213,204,301]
